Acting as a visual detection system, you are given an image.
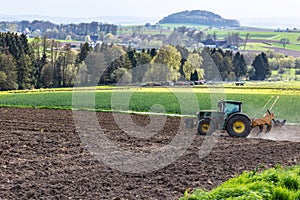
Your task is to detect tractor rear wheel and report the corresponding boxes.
[226,115,251,137]
[197,118,215,135]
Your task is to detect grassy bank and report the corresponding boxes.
[181,165,300,200]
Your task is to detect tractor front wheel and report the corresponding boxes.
[197,118,215,135]
[226,115,251,137]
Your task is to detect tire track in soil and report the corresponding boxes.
[0,108,299,199]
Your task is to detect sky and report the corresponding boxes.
[1,0,300,24]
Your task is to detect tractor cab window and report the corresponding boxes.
[224,103,240,116]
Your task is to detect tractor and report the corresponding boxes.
[196,100,285,137]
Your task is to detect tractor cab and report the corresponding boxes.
[218,100,242,119]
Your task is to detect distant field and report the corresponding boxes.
[156,25,300,54]
[205,27,300,53]
[208,30,279,40]
[271,42,300,51]
[243,42,269,51]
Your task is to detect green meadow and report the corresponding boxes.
[0,82,299,123]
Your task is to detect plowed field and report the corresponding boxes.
[0,108,299,199]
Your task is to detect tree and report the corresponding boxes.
[278,56,295,76]
[103,33,115,43]
[0,53,17,90]
[225,32,243,47]
[143,64,173,83]
[0,32,36,89]
[211,49,232,80]
[62,45,76,86]
[110,68,132,85]
[295,58,300,69]
[228,71,236,81]
[76,42,92,65]
[132,52,152,83]
[75,62,88,85]
[40,63,53,87]
[127,48,137,69]
[94,44,128,84]
[200,48,221,81]
[151,45,182,81]
[212,31,217,41]
[268,58,280,70]
[30,36,49,88]
[221,56,233,80]
[84,51,107,85]
[279,38,289,49]
[243,33,250,51]
[17,54,34,89]
[64,64,77,86]
[250,52,270,80]
[176,46,189,80]
[232,52,247,79]
[183,53,203,81]
[148,48,156,58]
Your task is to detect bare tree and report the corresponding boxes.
[279,38,289,49]
[243,33,250,52]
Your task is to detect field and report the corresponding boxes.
[0,82,299,123]
[0,108,300,199]
[119,24,300,56]
[0,108,299,199]
[0,83,299,199]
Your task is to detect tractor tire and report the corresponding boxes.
[226,115,251,137]
[197,118,215,135]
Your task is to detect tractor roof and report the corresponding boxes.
[219,100,243,105]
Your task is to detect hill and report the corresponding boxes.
[158,10,240,27]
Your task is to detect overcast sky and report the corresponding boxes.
[1,0,300,21]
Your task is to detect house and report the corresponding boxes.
[201,39,227,48]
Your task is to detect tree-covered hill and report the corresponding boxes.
[158,10,240,27]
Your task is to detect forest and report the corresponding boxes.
[0,31,276,91]
[0,20,117,41]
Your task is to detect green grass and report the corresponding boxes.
[243,42,270,51]
[271,43,300,51]
[206,28,300,42]
[0,83,299,123]
[207,29,280,40]
[271,69,300,80]
[180,165,300,200]
[271,32,300,43]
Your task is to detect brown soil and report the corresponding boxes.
[0,108,299,200]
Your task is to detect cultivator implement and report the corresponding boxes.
[252,96,286,133]
[251,110,286,133]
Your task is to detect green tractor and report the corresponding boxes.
[197,100,252,137]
